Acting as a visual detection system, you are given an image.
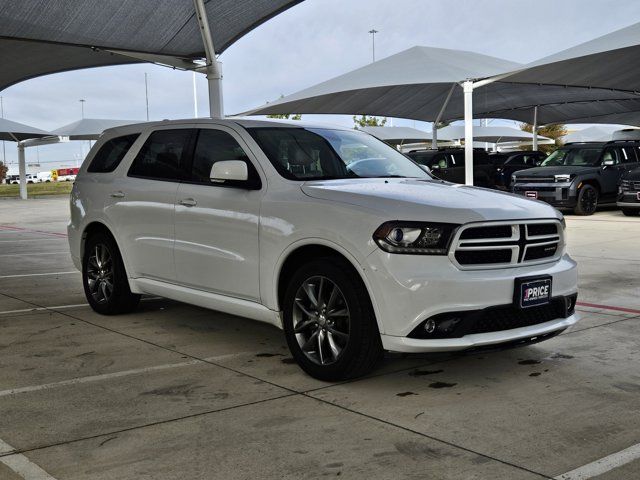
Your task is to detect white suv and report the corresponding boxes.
[68,119,579,380]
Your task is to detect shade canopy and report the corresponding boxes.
[0,0,301,91]
[243,40,640,126]
[437,125,551,143]
[52,118,141,140]
[0,118,51,141]
[360,126,453,143]
[563,126,618,143]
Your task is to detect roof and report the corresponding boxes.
[0,118,51,141]
[0,0,302,91]
[436,125,551,143]
[52,118,143,140]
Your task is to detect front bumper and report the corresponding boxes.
[617,191,640,208]
[364,250,578,353]
[512,181,576,208]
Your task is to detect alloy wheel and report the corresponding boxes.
[581,188,597,214]
[86,243,114,304]
[292,276,350,366]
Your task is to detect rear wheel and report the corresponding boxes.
[282,258,383,381]
[82,232,140,315]
[574,185,598,215]
[622,208,640,217]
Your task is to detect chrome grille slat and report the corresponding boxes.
[449,220,563,270]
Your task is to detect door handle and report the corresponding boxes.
[179,198,197,207]
[110,191,125,198]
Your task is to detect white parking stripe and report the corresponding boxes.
[0,352,246,399]
[0,272,78,279]
[0,304,89,315]
[0,252,69,257]
[0,439,57,480]
[555,443,640,479]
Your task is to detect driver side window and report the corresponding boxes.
[601,148,620,166]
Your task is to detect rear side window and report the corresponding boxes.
[87,134,139,173]
[128,129,193,181]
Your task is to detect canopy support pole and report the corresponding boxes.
[432,83,456,150]
[532,106,538,151]
[194,0,224,118]
[462,80,474,186]
[17,142,26,200]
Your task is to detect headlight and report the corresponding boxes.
[373,221,458,255]
[554,174,572,183]
[560,216,566,230]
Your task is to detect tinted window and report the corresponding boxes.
[191,129,250,183]
[619,146,639,163]
[541,147,602,166]
[128,129,192,181]
[88,134,139,173]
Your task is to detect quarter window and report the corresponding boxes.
[128,129,193,181]
[87,134,139,173]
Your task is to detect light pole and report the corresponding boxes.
[144,73,150,121]
[0,96,5,166]
[368,29,379,62]
[79,99,85,119]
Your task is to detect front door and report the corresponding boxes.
[174,126,263,302]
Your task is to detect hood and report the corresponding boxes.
[514,165,596,177]
[623,167,640,180]
[301,178,560,223]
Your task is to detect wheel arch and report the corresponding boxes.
[274,240,384,333]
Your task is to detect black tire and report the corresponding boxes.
[622,208,640,217]
[574,184,598,216]
[282,258,383,381]
[82,232,140,315]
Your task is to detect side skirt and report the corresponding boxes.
[130,278,283,329]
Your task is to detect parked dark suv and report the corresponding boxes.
[618,167,640,216]
[511,141,640,215]
[489,151,547,189]
[407,148,495,188]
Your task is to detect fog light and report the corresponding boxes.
[424,319,437,334]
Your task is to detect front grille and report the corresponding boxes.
[515,177,554,183]
[621,180,640,192]
[451,221,562,269]
[470,299,567,334]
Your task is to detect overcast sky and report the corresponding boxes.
[3,0,640,171]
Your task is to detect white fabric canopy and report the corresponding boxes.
[436,125,551,143]
[0,118,51,142]
[562,126,618,143]
[52,118,142,140]
[360,126,453,143]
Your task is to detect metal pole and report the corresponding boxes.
[17,142,26,200]
[145,73,150,121]
[194,0,224,118]
[192,71,198,118]
[0,96,5,165]
[463,80,474,186]
[79,99,85,119]
[532,106,538,151]
[368,29,378,62]
[432,83,456,150]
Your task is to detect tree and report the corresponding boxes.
[0,161,7,184]
[265,95,302,121]
[520,122,568,154]
[353,115,387,129]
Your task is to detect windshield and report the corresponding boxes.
[540,147,601,167]
[248,127,431,180]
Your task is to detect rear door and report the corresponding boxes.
[173,126,263,301]
[106,127,194,281]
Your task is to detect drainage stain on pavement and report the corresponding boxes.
[255,353,284,358]
[529,372,542,377]
[428,382,457,389]
[518,359,541,365]
[409,369,444,376]
[280,357,296,364]
[396,391,417,397]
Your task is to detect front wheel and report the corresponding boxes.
[574,185,598,215]
[622,208,640,217]
[82,232,140,315]
[282,259,383,381]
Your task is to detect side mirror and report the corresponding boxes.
[419,165,431,174]
[602,159,615,167]
[430,164,440,170]
[210,160,248,183]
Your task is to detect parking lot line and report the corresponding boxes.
[555,442,640,479]
[0,226,67,238]
[576,302,640,315]
[0,252,69,257]
[0,439,57,480]
[0,304,88,316]
[0,272,78,279]
[0,353,247,398]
